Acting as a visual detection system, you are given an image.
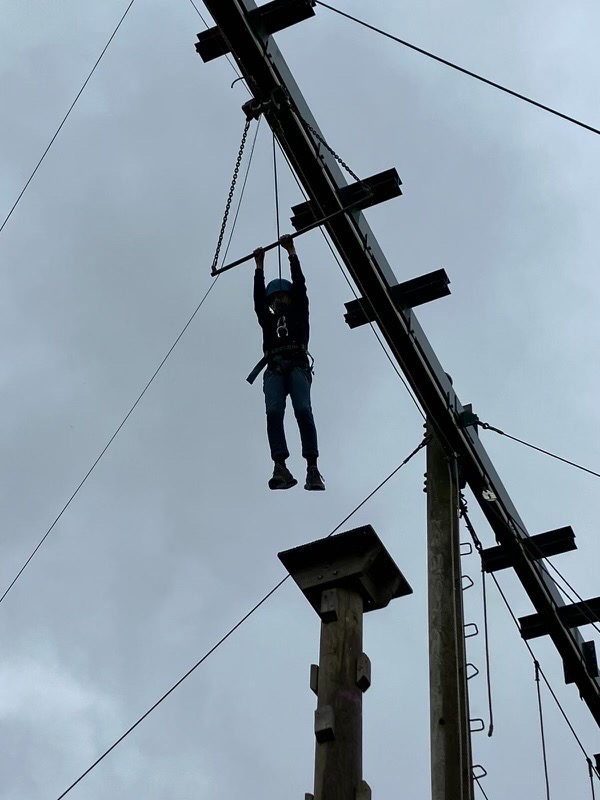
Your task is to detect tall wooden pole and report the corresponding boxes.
[312,587,365,800]
[278,525,412,800]
[427,430,474,800]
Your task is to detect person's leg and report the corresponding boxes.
[289,367,324,490]
[263,369,296,489]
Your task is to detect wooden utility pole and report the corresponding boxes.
[279,525,412,800]
[312,586,365,800]
[427,430,473,800]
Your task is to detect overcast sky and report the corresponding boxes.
[1,1,599,798]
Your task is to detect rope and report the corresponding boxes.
[0,0,137,236]
[315,1,600,138]
[272,132,282,280]
[481,569,494,737]
[53,435,428,798]
[535,660,551,800]
[0,119,262,608]
[480,422,600,480]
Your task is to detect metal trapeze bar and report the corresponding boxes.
[211,204,357,276]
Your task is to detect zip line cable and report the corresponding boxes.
[0,0,137,236]
[186,0,250,93]
[54,435,428,799]
[272,139,425,420]
[316,1,600,138]
[460,504,597,772]
[272,132,282,281]
[474,775,492,800]
[535,659,552,800]
[480,422,600,480]
[0,120,261,609]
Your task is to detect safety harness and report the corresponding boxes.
[246,343,313,385]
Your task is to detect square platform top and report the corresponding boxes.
[278,525,412,616]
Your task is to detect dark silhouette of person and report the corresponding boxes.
[249,234,324,491]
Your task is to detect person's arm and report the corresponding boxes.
[279,234,307,306]
[253,247,269,324]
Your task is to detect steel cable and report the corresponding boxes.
[316,1,600,137]
[0,0,137,236]
[53,435,428,799]
[0,120,262,607]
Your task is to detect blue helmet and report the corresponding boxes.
[265,278,293,298]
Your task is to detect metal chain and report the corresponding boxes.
[299,115,364,185]
[211,119,251,275]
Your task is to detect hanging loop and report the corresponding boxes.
[464,622,479,639]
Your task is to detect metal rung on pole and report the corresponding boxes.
[210,204,358,276]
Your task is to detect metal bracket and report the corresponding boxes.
[356,653,371,692]
[320,588,339,623]
[458,404,480,429]
[520,597,600,640]
[314,705,335,742]
[196,0,317,62]
[464,622,479,639]
[564,640,599,684]
[481,525,577,573]
[291,168,401,232]
[310,663,319,695]
[344,268,450,329]
[242,97,269,121]
[356,781,372,800]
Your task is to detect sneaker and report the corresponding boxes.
[268,463,297,490]
[304,465,325,491]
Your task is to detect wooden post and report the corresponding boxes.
[313,587,364,800]
[278,525,412,800]
[427,430,474,800]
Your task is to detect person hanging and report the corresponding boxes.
[248,234,325,491]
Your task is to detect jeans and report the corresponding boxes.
[263,366,318,461]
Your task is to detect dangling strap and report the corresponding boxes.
[246,344,310,385]
[246,356,269,385]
